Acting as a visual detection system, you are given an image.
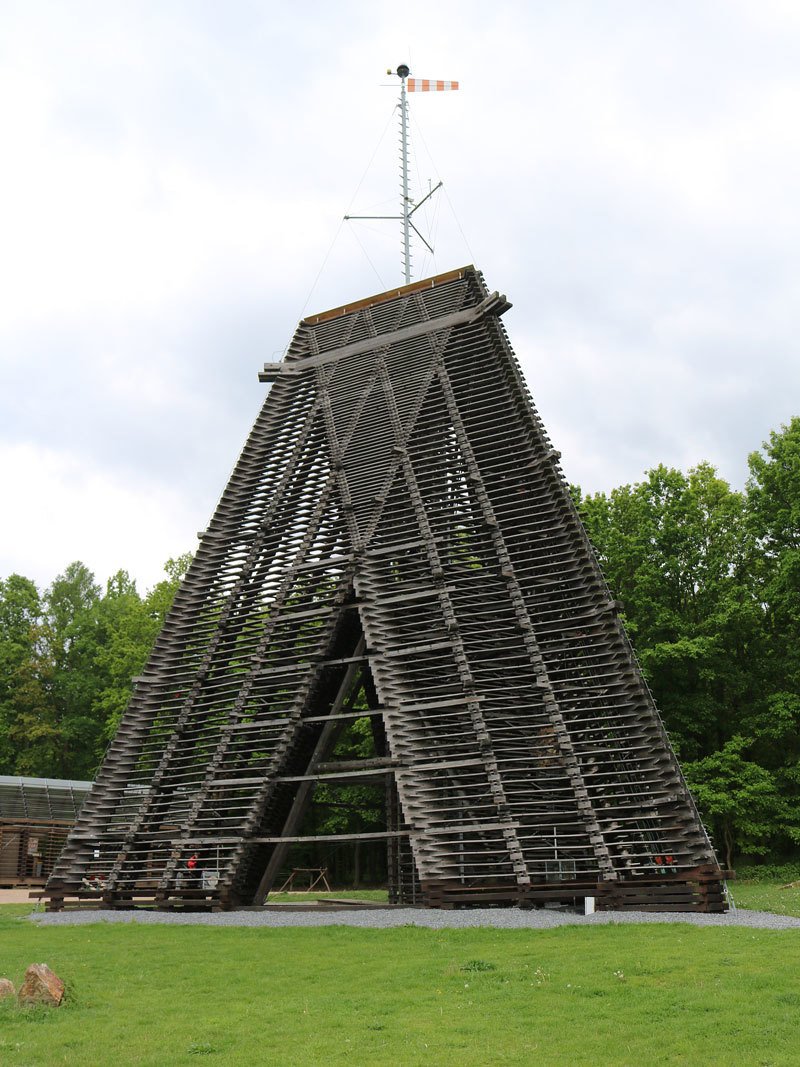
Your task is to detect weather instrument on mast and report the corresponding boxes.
[344,64,459,285]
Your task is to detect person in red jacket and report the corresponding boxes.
[186,852,201,888]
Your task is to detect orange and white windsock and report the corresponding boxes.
[406,78,459,92]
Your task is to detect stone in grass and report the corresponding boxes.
[18,964,65,1007]
[0,977,15,998]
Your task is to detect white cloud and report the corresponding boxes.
[1,1,799,588]
[0,442,197,592]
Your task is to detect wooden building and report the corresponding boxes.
[0,776,91,886]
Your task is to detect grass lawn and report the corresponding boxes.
[730,880,800,918]
[2,901,800,1066]
[266,888,389,904]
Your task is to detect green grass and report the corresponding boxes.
[730,880,800,917]
[1,902,800,1065]
[266,888,388,903]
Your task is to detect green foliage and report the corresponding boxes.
[747,417,800,695]
[0,575,44,770]
[297,711,386,887]
[684,737,800,869]
[312,716,384,837]
[580,462,757,760]
[734,863,800,883]
[0,556,190,780]
[92,566,185,741]
[578,419,800,863]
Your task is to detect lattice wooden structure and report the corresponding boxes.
[45,266,726,912]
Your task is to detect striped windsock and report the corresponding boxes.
[406,79,459,92]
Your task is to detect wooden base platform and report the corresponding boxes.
[39,866,730,913]
[420,866,729,912]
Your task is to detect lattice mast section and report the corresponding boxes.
[399,67,411,284]
[345,64,454,285]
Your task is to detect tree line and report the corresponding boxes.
[1,418,797,868]
[0,555,191,781]
[575,417,800,868]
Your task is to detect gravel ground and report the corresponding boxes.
[28,906,800,930]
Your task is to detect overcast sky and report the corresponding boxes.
[2,0,799,593]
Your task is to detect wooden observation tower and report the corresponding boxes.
[44,266,726,912]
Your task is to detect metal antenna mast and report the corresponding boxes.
[398,64,412,284]
[344,63,454,285]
